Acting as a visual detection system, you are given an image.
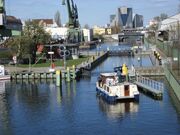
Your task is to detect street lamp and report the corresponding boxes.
[48,47,55,72]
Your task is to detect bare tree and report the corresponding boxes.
[84,24,90,29]
[153,16,161,22]
[160,13,168,21]
[54,11,61,27]
[178,3,180,13]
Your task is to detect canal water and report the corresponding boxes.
[1,43,180,135]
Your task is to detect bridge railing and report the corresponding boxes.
[136,75,164,92]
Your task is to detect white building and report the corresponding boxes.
[45,27,68,40]
[159,13,180,30]
[45,27,93,42]
[159,13,180,41]
[149,19,158,26]
[82,28,93,42]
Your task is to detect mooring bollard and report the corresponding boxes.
[66,67,71,82]
[71,65,76,79]
[56,70,62,87]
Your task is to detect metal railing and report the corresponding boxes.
[136,75,164,92]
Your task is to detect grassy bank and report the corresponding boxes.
[18,56,90,68]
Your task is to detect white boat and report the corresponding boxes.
[0,65,11,80]
[96,72,139,102]
[0,75,11,80]
[0,80,10,94]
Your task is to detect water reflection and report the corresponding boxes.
[0,80,13,135]
[10,79,78,106]
[56,86,62,104]
[64,80,77,102]
[13,80,50,105]
[97,97,139,119]
[164,79,180,121]
[0,80,8,94]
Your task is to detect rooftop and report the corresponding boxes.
[32,19,53,25]
[6,16,22,25]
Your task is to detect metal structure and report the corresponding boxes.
[0,0,6,38]
[0,0,5,26]
[61,0,82,43]
[59,45,70,69]
[62,0,79,28]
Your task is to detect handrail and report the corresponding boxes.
[136,75,164,92]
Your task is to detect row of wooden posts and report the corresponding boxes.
[12,65,77,86]
[56,65,76,87]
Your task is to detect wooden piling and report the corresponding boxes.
[66,67,70,82]
[56,70,62,87]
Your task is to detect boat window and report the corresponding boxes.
[107,87,109,92]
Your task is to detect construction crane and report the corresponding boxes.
[0,0,6,40]
[1,0,81,42]
[62,0,79,28]
[62,0,81,43]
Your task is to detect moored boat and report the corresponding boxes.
[0,65,11,80]
[96,72,139,102]
[0,75,11,80]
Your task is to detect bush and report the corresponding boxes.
[0,49,13,59]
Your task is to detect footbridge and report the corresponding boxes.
[108,49,134,56]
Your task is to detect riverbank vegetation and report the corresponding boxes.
[16,56,90,68]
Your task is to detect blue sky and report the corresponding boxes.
[5,0,180,27]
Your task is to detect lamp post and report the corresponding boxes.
[28,54,31,72]
[59,44,70,70]
[48,46,55,72]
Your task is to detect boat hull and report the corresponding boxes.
[0,75,11,80]
[96,85,139,103]
[96,87,117,102]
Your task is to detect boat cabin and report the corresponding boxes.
[98,73,118,87]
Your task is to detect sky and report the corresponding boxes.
[5,0,180,27]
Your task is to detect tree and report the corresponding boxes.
[153,13,168,22]
[160,13,168,21]
[54,11,61,27]
[153,16,161,22]
[5,20,51,64]
[24,20,51,64]
[84,24,90,29]
[178,3,180,13]
[149,13,168,32]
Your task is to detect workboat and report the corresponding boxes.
[96,72,139,102]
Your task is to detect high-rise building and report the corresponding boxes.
[110,6,133,32]
[118,7,133,28]
[110,15,116,23]
[133,14,143,28]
